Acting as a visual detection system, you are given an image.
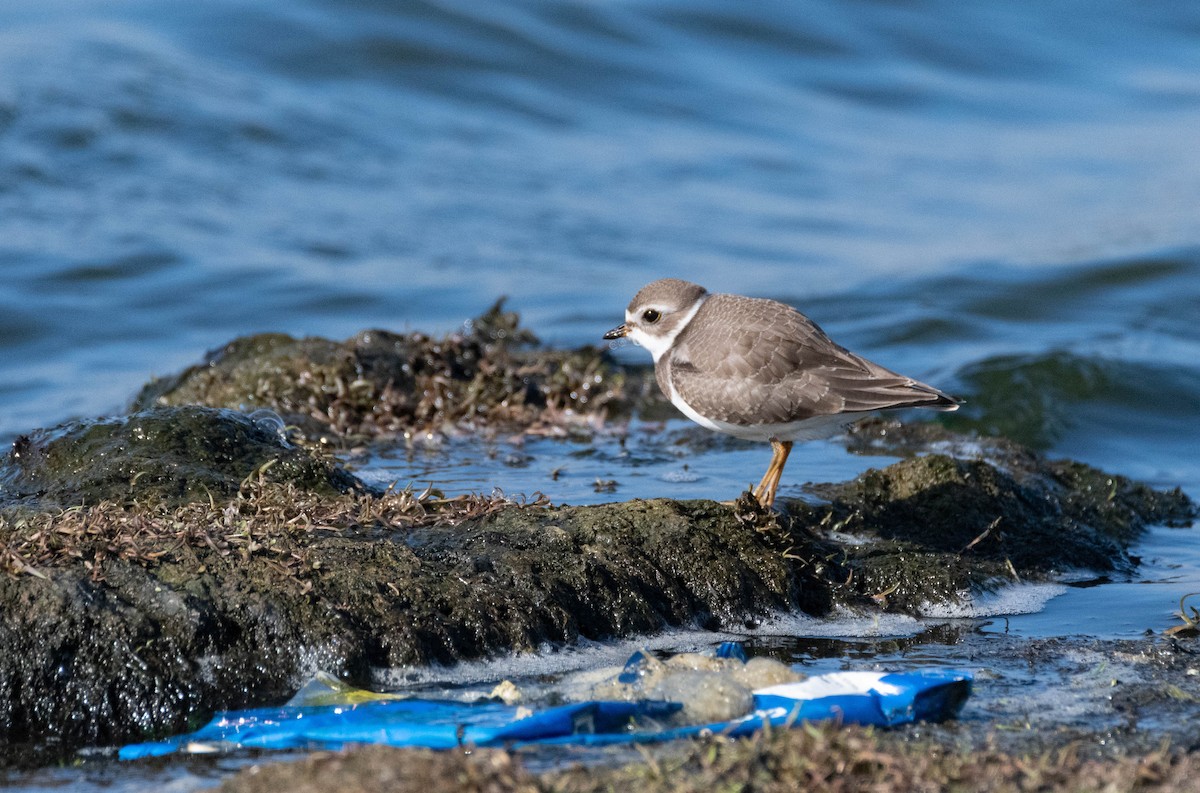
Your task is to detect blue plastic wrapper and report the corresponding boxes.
[119,649,971,760]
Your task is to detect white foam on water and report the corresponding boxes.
[372,633,730,691]
[926,439,993,460]
[918,582,1068,619]
[748,608,925,638]
[370,608,927,691]
[660,468,703,483]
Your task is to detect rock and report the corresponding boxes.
[131,303,641,442]
[0,433,1192,760]
[0,405,361,508]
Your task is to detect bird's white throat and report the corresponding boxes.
[626,295,708,362]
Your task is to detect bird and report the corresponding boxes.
[604,278,959,508]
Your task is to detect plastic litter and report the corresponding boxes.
[119,645,971,760]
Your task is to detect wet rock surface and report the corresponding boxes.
[0,488,805,761]
[0,405,360,508]
[796,449,1193,613]
[0,399,1192,763]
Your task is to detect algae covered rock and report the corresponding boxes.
[0,437,1193,761]
[797,449,1196,613]
[0,492,813,759]
[132,302,633,441]
[0,384,1194,764]
[0,405,360,508]
[1,295,1196,772]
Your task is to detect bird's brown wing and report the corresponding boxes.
[668,293,956,426]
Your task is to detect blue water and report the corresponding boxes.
[2,3,1200,781]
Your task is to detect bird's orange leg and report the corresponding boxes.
[752,439,793,509]
[754,456,777,499]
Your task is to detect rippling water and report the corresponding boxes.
[2,5,1200,776]
[4,0,1200,457]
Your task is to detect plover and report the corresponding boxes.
[604,278,959,508]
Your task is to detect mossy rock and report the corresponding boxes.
[0,420,1193,761]
[798,450,1195,612]
[0,495,812,757]
[0,405,361,508]
[132,303,638,441]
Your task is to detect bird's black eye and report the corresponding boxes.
[642,309,661,323]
